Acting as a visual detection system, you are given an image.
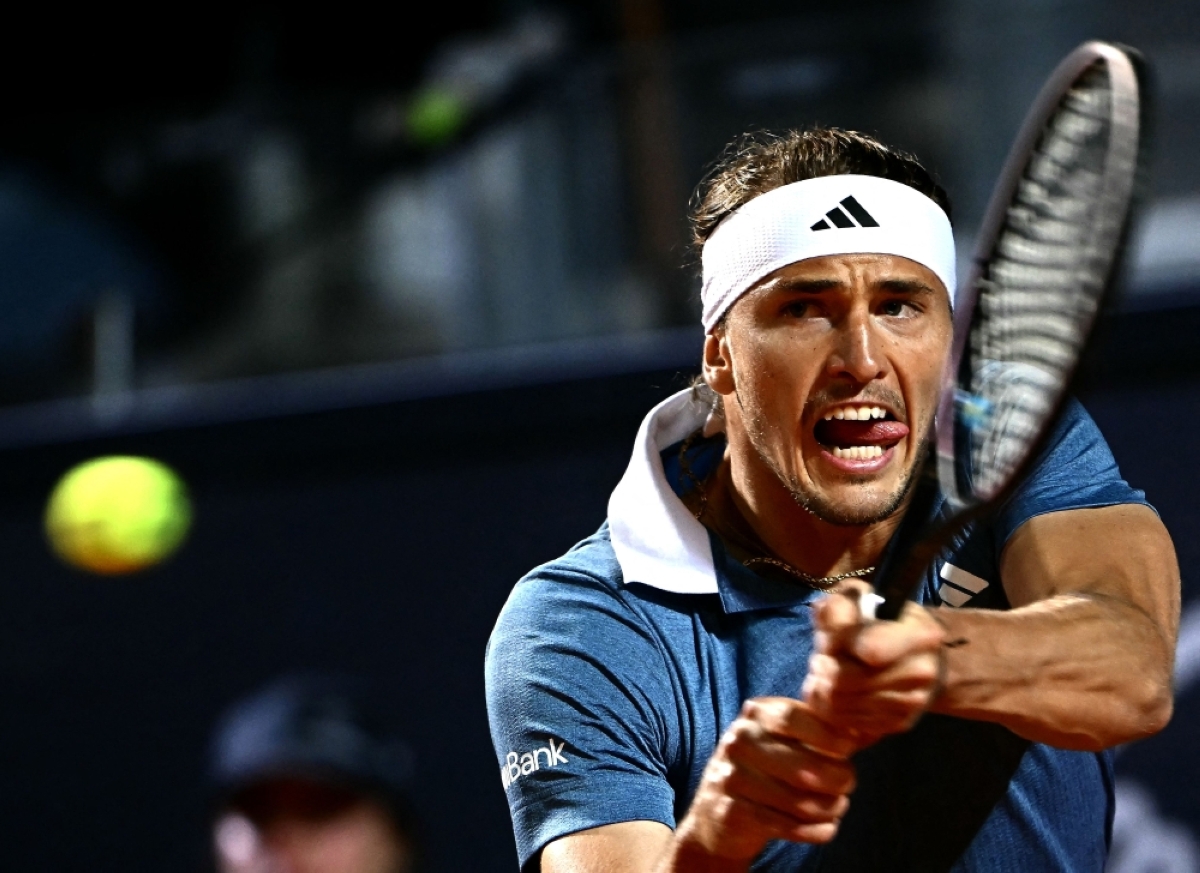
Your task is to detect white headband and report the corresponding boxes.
[700,174,956,332]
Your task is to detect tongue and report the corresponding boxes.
[816,419,909,448]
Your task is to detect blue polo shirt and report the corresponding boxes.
[485,390,1147,871]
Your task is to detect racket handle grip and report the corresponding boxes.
[872,461,942,621]
[860,592,884,620]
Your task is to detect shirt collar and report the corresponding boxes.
[607,388,821,614]
[607,389,718,595]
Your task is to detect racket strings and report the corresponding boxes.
[965,61,1120,498]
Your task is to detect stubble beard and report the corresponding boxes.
[768,432,930,526]
[743,408,934,528]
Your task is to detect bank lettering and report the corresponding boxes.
[501,737,569,789]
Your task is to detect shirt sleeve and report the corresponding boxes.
[994,397,1150,548]
[485,556,679,870]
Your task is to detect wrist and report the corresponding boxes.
[925,608,972,712]
[927,609,950,705]
[660,836,754,873]
[665,816,758,873]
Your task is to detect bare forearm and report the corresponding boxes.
[545,826,754,873]
[929,594,1173,749]
[651,834,751,873]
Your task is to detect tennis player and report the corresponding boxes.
[485,129,1179,871]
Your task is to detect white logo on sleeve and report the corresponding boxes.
[500,737,570,790]
[937,562,990,607]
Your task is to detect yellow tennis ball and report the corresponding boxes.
[45,456,192,575]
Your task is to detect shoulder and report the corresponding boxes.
[490,525,626,637]
[486,524,673,678]
[997,398,1150,537]
[1027,398,1137,494]
[931,400,1151,609]
[1040,398,1115,458]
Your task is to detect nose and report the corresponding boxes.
[825,309,887,385]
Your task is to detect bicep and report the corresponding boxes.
[1000,504,1180,645]
[540,821,674,873]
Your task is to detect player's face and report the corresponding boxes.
[705,253,953,526]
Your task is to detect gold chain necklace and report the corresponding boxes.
[677,431,875,591]
[740,557,875,590]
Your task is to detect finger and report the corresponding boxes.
[708,791,844,846]
[850,612,944,666]
[806,652,941,696]
[804,654,940,729]
[791,821,841,844]
[805,680,938,736]
[813,591,862,636]
[808,688,936,729]
[729,734,859,798]
[812,596,867,660]
[725,706,858,795]
[740,697,860,760]
[718,761,852,824]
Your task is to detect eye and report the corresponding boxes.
[879,299,918,318]
[781,299,813,318]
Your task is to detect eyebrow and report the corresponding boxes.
[877,278,937,296]
[761,277,842,295]
[762,276,938,296]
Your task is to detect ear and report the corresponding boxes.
[702,331,736,396]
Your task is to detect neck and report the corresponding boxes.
[702,445,905,579]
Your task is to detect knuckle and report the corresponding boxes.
[856,637,886,665]
[794,795,836,822]
[727,717,756,745]
[721,722,767,765]
[743,696,782,727]
[710,793,738,825]
[829,793,851,819]
[797,821,840,844]
[719,737,748,766]
[705,755,737,788]
[911,657,939,684]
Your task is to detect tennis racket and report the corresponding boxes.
[870,40,1149,621]
[813,41,1151,873]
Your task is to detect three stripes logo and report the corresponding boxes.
[937,562,990,607]
[811,196,880,231]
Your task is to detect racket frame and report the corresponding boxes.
[873,41,1148,621]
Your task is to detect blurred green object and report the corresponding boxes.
[44,456,192,575]
[406,88,470,147]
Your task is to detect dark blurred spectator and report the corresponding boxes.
[208,675,418,873]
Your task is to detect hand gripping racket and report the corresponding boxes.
[869,40,1149,622]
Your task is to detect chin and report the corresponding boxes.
[804,497,902,527]
[790,479,911,527]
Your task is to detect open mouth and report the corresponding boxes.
[813,405,910,461]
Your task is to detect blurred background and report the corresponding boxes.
[0,1,1196,870]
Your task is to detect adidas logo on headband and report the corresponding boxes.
[810,196,880,231]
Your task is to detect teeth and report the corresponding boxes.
[823,406,888,421]
[831,445,885,460]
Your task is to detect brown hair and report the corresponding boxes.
[688,128,951,258]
